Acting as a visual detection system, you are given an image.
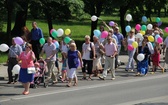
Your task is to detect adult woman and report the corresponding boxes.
[18,43,35,95]
[21,26,31,42]
[92,36,103,76]
[82,35,95,80]
[125,29,136,71]
[67,43,82,87]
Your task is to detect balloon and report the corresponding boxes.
[155,34,160,41]
[57,28,64,37]
[14,37,23,45]
[156,17,161,23]
[132,41,138,48]
[164,27,168,33]
[65,29,71,35]
[140,30,145,35]
[0,44,9,52]
[135,33,143,40]
[126,14,132,21]
[101,31,108,38]
[147,24,153,30]
[157,37,163,43]
[137,53,145,61]
[127,44,134,51]
[158,21,162,27]
[39,38,45,45]
[51,30,58,38]
[109,21,115,26]
[141,68,146,75]
[12,64,20,74]
[141,25,147,31]
[50,29,55,34]
[148,36,154,42]
[64,37,71,44]
[54,41,59,48]
[91,15,98,21]
[142,16,147,23]
[93,30,101,37]
[125,25,131,32]
[135,24,141,31]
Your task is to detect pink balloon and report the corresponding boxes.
[50,29,55,34]
[127,44,134,51]
[14,37,23,45]
[157,37,163,43]
[164,27,168,33]
[101,31,108,38]
[135,24,141,31]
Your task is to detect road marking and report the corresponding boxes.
[1,73,168,103]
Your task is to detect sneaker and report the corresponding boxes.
[111,78,115,80]
[99,76,105,80]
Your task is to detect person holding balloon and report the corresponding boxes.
[7,38,22,84]
[18,43,35,95]
[30,22,44,60]
[125,29,136,72]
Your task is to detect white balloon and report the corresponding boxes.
[137,53,145,62]
[91,15,98,21]
[0,44,9,52]
[12,64,20,74]
[147,24,153,30]
[135,33,143,40]
[126,14,132,21]
[57,28,64,37]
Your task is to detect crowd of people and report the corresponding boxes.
[6,21,168,95]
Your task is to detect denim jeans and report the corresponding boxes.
[126,49,136,70]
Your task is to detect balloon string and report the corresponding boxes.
[9,48,17,56]
[98,18,103,21]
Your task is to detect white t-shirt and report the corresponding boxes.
[61,44,68,53]
[127,36,135,45]
[82,42,94,60]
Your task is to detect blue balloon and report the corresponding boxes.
[141,68,146,75]
[54,41,59,48]
[125,25,131,32]
[93,30,101,37]
[155,34,160,41]
[142,16,147,23]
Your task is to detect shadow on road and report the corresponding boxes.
[135,102,168,105]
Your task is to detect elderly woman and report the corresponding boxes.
[125,29,136,72]
[67,43,82,87]
[92,36,103,77]
[81,35,95,80]
[18,43,36,95]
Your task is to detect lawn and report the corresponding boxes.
[0,15,168,63]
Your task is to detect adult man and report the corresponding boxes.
[7,38,22,84]
[114,27,124,68]
[41,37,57,84]
[99,36,117,80]
[31,22,43,60]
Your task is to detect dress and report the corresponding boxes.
[18,51,34,83]
[152,47,160,66]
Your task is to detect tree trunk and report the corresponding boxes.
[119,6,127,37]
[11,11,27,37]
[158,9,161,17]
[45,8,53,38]
[6,9,12,45]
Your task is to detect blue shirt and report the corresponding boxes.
[31,27,43,41]
[8,44,22,58]
[112,34,118,44]
[114,33,124,46]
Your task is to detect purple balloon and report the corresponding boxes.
[158,21,162,27]
[14,37,23,45]
[109,21,115,26]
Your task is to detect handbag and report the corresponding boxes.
[27,67,36,74]
[90,43,94,59]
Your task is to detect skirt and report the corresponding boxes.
[19,68,34,83]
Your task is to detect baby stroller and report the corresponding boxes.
[30,59,48,88]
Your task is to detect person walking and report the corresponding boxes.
[99,36,117,80]
[41,37,57,84]
[67,43,82,87]
[30,22,43,60]
[18,43,35,95]
[163,36,168,71]
[7,38,22,84]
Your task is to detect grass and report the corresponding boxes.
[1,15,168,63]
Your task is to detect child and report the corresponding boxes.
[152,42,164,73]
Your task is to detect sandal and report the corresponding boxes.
[87,77,93,81]
[73,82,77,86]
[81,77,87,80]
[66,84,71,87]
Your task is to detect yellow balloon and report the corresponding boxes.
[65,29,71,35]
[140,30,145,35]
[148,35,154,42]
[132,41,138,48]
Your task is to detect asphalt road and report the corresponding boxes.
[1,72,168,105]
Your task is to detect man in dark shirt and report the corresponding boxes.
[30,22,44,60]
